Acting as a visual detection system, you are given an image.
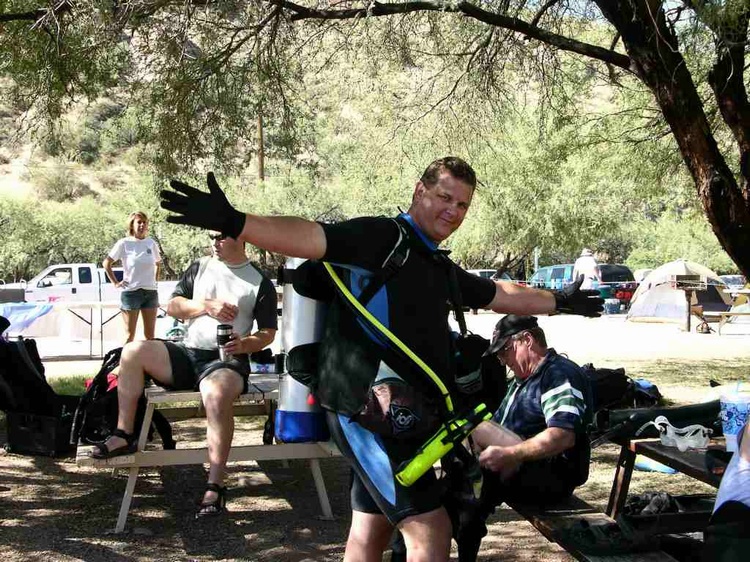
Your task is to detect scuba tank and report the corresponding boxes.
[275,257,330,443]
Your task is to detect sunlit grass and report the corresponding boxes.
[48,374,88,396]
[615,358,750,389]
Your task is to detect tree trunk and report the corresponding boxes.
[597,0,750,279]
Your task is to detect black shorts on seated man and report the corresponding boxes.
[451,314,594,562]
[92,232,277,519]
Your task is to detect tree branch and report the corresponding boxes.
[530,0,561,28]
[0,11,45,22]
[1,0,71,23]
[269,0,634,72]
[705,8,750,200]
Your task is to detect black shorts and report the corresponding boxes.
[327,411,442,525]
[163,341,250,393]
[480,456,578,507]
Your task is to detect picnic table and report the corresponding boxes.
[607,437,723,520]
[76,373,342,532]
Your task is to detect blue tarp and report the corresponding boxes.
[0,303,54,335]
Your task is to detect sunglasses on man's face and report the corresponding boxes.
[209,233,227,241]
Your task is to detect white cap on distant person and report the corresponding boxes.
[580,248,593,256]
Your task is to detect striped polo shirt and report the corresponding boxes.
[494,349,592,438]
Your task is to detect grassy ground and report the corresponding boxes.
[49,375,88,396]
[1,358,747,561]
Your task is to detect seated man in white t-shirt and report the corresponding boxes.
[92,231,278,518]
[703,421,750,561]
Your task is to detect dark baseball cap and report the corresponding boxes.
[484,315,539,356]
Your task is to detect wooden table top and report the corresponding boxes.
[631,438,725,487]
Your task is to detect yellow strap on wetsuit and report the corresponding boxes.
[323,261,492,487]
[322,262,454,413]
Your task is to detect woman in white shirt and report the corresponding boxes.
[103,211,161,342]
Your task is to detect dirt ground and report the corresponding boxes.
[2,314,748,561]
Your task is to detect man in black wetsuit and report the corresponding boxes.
[161,157,602,562]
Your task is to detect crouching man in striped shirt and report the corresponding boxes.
[453,315,593,562]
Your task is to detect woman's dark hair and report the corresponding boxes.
[420,157,477,190]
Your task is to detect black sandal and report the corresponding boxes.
[92,428,137,459]
[195,483,227,519]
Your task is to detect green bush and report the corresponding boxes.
[77,130,100,164]
[32,163,94,201]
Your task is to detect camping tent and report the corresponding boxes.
[627,259,731,323]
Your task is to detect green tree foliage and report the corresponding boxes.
[27,160,94,201]
[0,195,120,281]
[626,211,738,275]
[1,0,746,281]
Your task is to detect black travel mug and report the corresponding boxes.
[216,324,233,362]
[274,352,286,374]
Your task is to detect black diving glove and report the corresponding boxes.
[552,274,604,317]
[160,172,246,240]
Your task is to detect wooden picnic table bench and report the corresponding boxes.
[700,310,750,334]
[506,494,679,561]
[76,375,342,533]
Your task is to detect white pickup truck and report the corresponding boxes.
[5,263,178,304]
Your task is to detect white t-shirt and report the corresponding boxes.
[108,237,160,292]
[573,255,599,290]
[172,257,278,350]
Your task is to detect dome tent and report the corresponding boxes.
[627,259,731,324]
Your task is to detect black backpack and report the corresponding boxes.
[581,363,662,412]
[0,331,59,416]
[70,347,175,449]
[1,319,81,456]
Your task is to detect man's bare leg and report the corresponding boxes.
[199,369,244,505]
[399,506,452,562]
[471,420,523,451]
[99,340,173,451]
[344,511,394,562]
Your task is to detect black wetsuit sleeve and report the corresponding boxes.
[171,260,200,300]
[254,277,279,330]
[320,217,401,270]
[455,264,496,310]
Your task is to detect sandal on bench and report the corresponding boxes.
[196,483,227,519]
[92,428,137,459]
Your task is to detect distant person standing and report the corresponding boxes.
[573,249,600,290]
[103,211,161,342]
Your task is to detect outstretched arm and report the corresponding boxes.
[487,281,556,315]
[236,214,326,260]
[161,172,327,259]
[487,274,604,317]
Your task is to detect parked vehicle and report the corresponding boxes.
[597,264,637,307]
[466,269,513,281]
[719,274,747,296]
[527,262,636,308]
[4,263,177,304]
[527,264,574,290]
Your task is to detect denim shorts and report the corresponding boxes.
[120,288,159,311]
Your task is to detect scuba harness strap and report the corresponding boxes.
[357,217,412,307]
[321,222,491,487]
[323,261,456,414]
